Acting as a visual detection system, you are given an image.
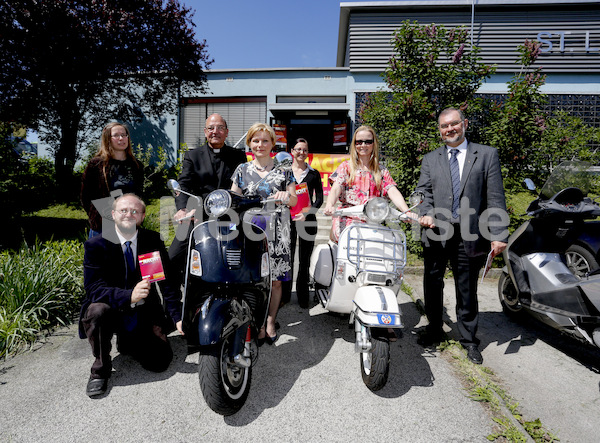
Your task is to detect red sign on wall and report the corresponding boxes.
[273,124,287,148]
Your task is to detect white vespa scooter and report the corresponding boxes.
[309,193,423,391]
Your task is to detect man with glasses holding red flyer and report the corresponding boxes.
[80,194,183,397]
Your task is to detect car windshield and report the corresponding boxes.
[540,161,600,201]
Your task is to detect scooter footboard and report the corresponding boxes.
[353,286,402,328]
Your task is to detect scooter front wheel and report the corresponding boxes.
[198,335,252,416]
[360,334,390,391]
[498,272,524,319]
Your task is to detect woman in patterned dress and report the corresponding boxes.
[324,125,417,242]
[231,123,297,344]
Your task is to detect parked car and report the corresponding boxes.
[9,136,37,157]
[566,221,600,277]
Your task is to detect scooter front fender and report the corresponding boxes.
[196,298,250,347]
[353,286,402,328]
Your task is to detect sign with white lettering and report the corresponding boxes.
[537,31,599,53]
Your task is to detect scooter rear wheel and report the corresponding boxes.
[566,244,599,278]
[198,335,251,416]
[498,272,524,319]
[360,335,390,392]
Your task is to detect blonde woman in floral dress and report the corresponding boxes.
[231,123,297,344]
[324,125,417,241]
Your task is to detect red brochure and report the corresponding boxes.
[138,251,166,283]
[290,182,310,218]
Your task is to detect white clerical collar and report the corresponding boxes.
[212,148,221,154]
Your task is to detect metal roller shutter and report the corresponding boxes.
[180,100,267,150]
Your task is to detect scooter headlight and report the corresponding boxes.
[204,190,232,217]
[260,252,270,277]
[365,197,389,223]
[190,249,202,277]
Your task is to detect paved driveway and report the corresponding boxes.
[1,275,599,442]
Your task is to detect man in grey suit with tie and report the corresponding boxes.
[416,107,508,364]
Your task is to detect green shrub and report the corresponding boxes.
[0,240,84,357]
[143,197,177,247]
[22,156,58,212]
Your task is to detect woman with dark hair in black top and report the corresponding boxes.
[285,138,324,308]
[81,122,144,237]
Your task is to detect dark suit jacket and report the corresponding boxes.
[79,227,182,338]
[416,142,508,256]
[175,143,247,212]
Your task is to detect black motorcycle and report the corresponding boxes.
[499,161,600,348]
[167,152,292,416]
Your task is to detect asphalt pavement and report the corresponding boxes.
[1,274,600,442]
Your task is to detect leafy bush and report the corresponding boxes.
[360,21,495,194]
[0,240,84,357]
[0,122,62,247]
[143,197,177,248]
[22,156,58,212]
[133,142,189,200]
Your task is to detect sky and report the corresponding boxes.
[181,0,357,69]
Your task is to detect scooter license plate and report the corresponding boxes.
[377,314,395,325]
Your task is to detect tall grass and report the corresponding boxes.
[0,240,84,357]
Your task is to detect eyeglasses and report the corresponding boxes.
[205,125,227,132]
[111,134,128,139]
[439,120,464,130]
[117,208,140,215]
[355,139,374,146]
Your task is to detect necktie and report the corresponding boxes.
[449,149,460,219]
[124,241,136,281]
[123,240,139,329]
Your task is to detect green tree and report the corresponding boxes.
[0,122,27,248]
[483,40,548,188]
[360,21,495,192]
[485,41,600,188]
[0,0,212,196]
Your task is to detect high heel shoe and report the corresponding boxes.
[265,333,279,345]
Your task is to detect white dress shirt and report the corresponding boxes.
[446,138,468,178]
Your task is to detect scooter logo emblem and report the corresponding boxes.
[378,314,393,325]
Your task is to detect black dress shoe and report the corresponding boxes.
[417,330,444,347]
[297,290,309,308]
[86,377,108,397]
[465,345,483,365]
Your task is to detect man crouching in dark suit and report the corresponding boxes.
[416,107,508,365]
[168,113,247,286]
[80,194,183,397]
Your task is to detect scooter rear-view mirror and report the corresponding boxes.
[167,179,181,197]
[408,191,424,208]
[273,151,293,168]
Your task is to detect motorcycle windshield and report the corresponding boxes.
[539,161,600,201]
